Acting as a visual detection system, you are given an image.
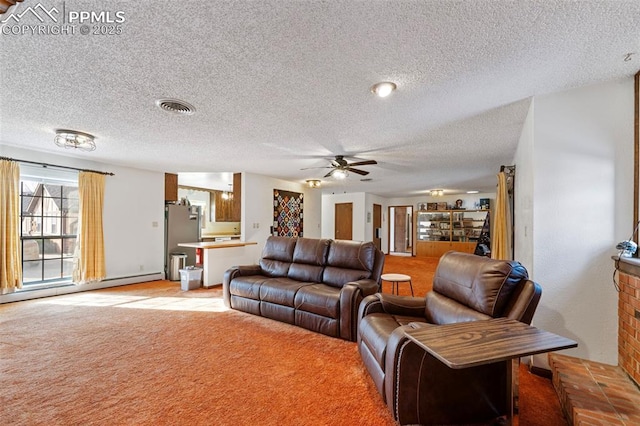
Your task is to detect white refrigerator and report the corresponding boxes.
[165,204,201,280]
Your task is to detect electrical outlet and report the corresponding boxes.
[152,221,159,228]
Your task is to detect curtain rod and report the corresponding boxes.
[0,156,114,176]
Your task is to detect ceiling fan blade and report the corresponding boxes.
[347,160,377,167]
[347,168,369,176]
[324,169,335,178]
[300,166,332,170]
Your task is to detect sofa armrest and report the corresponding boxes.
[339,279,379,341]
[358,293,427,322]
[379,293,427,316]
[222,264,262,307]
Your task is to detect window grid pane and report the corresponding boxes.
[20,179,78,286]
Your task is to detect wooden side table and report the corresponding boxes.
[380,273,414,296]
[404,318,577,425]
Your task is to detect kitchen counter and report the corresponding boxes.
[200,234,242,241]
[178,241,258,287]
[178,241,256,249]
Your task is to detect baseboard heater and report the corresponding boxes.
[0,272,164,305]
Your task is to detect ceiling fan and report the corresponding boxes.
[302,155,378,178]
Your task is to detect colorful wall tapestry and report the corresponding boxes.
[273,189,303,237]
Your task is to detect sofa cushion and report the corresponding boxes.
[260,277,310,307]
[287,238,330,282]
[326,240,376,271]
[432,251,529,317]
[294,284,341,318]
[359,313,424,367]
[259,236,296,277]
[292,237,330,265]
[322,240,375,287]
[323,267,371,288]
[424,292,492,324]
[229,275,268,300]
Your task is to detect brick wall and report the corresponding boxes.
[618,269,640,386]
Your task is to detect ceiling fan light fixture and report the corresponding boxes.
[371,81,397,98]
[333,169,348,180]
[306,179,321,188]
[54,129,96,152]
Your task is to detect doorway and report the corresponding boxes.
[373,204,382,250]
[388,205,413,255]
[335,203,353,240]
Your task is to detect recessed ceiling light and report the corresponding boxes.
[156,99,196,115]
[370,81,397,98]
[466,190,480,194]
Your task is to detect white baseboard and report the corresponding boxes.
[0,272,164,304]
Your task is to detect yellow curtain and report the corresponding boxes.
[0,159,22,294]
[491,171,513,260]
[73,171,106,284]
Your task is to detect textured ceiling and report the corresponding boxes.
[1,1,639,196]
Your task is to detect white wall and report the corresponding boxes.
[513,98,535,271]
[321,192,367,241]
[0,145,165,302]
[518,78,634,366]
[243,173,321,260]
[366,193,388,249]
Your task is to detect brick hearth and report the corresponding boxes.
[547,260,640,425]
[549,354,640,425]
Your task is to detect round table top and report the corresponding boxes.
[381,273,411,282]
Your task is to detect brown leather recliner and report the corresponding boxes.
[357,251,541,425]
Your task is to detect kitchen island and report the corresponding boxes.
[177,240,258,288]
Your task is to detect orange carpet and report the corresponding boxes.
[0,254,567,425]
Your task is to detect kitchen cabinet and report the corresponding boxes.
[214,173,241,222]
[165,173,178,202]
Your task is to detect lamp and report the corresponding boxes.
[371,81,397,98]
[430,189,444,197]
[333,169,348,180]
[306,179,321,188]
[54,129,96,152]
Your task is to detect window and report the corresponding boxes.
[19,165,79,286]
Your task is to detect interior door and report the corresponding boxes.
[394,207,407,252]
[335,203,353,240]
[389,205,413,254]
[373,204,382,250]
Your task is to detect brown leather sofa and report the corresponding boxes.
[223,236,385,341]
[357,251,541,425]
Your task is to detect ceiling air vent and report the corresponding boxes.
[156,99,195,115]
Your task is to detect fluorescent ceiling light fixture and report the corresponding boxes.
[370,81,397,98]
[306,179,321,188]
[54,129,96,152]
[333,169,348,180]
[466,190,480,194]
